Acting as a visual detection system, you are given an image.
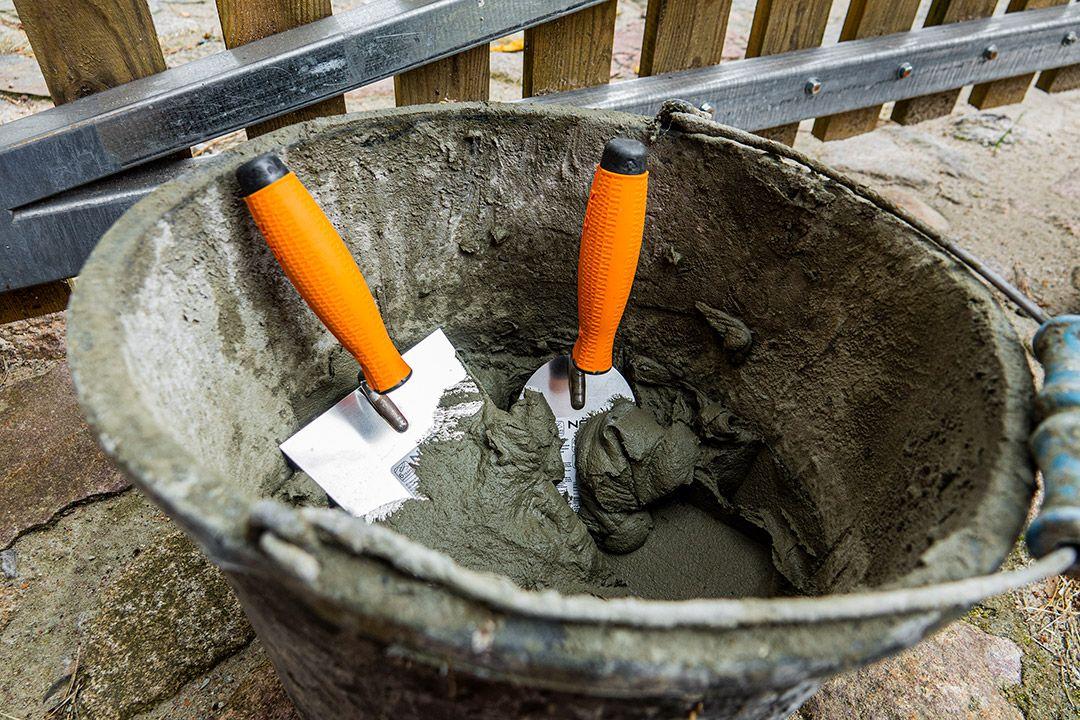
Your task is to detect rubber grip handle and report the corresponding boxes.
[571,152,649,374]
[1027,315,1080,576]
[242,170,411,393]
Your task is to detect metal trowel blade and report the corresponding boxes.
[523,355,633,510]
[281,329,472,521]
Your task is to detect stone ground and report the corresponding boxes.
[1,0,1079,718]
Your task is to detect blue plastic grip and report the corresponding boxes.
[1026,315,1080,575]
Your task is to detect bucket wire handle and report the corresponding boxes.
[252,110,1080,626]
[246,111,1077,630]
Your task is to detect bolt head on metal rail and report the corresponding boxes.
[896,62,914,79]
[982,44,999,60]
[1065,31,1078,46]
[804,77,822,95]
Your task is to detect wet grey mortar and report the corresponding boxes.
[66,103,1035,719]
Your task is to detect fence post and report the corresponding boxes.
[745,0,833,145]
[639,0,734,77]
[812,0,922,141]
[522,1,619,96]
[395,47,490,106]
[12,0,167,104]
[1035,64,1080,94]
[215,0,346,137]
[891,0,997,125]
[5,0,172,321]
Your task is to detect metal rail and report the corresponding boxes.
[1,4,1077,290]
[0,0,610,211]
[530,4,1080,126]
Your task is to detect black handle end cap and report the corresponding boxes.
[600,138,647,175]
[236,153,289,196]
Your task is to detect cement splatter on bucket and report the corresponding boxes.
[67,103,1047,718]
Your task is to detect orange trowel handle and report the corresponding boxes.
[571,139,649,374]
[238,154,411,394]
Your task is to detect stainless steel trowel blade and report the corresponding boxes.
[524,355,633,510]
[281,329,471,520]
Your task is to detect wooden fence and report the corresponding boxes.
[1,0,1078,322]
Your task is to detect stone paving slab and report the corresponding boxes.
[0,54,47,96]
[134,642,300,720]
[797,621,1024,720]
[0,361,130,548]
[0,312,66,389]
[1,491,166,717]
[79,531,254,720]
[0,489,264,720]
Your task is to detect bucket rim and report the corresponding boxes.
[67,101,1035,638]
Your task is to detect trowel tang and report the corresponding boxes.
[524,355,633,509]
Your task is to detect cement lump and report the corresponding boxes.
[384,360,767,597]
[384,388,618,594]
[575,399,698,553]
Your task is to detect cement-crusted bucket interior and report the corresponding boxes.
[70,104,1033,608]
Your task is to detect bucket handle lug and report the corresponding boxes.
[1028,315,1080,576]
[248,500,323,583]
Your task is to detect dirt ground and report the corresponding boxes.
[1,0,1079,718]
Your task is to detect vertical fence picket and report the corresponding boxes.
[744,0,833,145]
[891,0,997,125]
[970,0,1071,107]
[812,0,922,141]
[639,0,734,76]
[216,0,346,137]
[395,47,490,106]
[13,0,167,105]
[522,1,619,96]
[0,281,73,324]
[6,0,172,321]
[1035,63,1080,94]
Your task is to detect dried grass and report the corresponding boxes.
[1018,574,1079,711]
[43,646,82,719]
